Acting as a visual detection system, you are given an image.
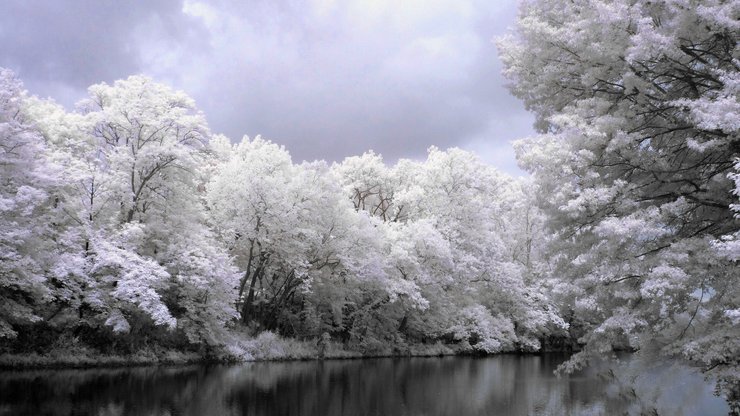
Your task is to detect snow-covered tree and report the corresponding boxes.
[332,147,567,352]
[499,0,739,392]
[333,151,409,222]
[207,136,309,327]
[27,76,238,345]
[206,137,417,344]
[411,147,565,351]
[0,69,57,338]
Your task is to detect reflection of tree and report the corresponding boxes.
[598,355,727,416]
[0,355,728,415]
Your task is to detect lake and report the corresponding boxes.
[0,354,730,415]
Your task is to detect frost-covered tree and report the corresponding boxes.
[0,69,57,339]
[207,136,310,326]
[408,148,565,351]
[499,0,739,392]
[291,162,421,345]
[332,147,566,352]
[333,151,409,222]
[28,76,238,346]
[206,137,419,346]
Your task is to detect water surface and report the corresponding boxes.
[0,354,729,415]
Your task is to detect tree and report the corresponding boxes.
[207,137,410,343]
[499,0,739,396]
[332,147,566,352]
[408,147,565,351]
[29,76,238,346]
[333,151,408,222]
[0,68,57,339]
[207,136,309,327]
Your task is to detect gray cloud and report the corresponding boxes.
[0,0,207,103]
[0,0,533,175]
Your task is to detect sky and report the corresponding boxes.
[0,0,534,175]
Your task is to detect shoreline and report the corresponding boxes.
[0,347,577,371]
[0,352,457,371]
[0,330,581,371]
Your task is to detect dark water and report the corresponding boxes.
[0,354,729,416]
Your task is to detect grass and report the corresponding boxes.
[0,331,465,369]
[0,348,201,369]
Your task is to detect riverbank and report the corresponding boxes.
[0,331,466,370]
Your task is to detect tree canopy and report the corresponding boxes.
[499,0,739,400]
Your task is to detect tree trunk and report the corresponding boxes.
[237,241,255,307]
[241,264,263,324]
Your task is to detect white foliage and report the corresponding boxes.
[0,69,57,338]
[499,0,740,382]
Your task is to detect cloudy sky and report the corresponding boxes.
[0,0,533,174]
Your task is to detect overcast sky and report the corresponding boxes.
[0,0,534,175]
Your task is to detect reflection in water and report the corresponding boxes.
[0,354,729,416]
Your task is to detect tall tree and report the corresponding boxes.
[207,137,403,340]
[30,76,238,345]
[0,69,57,339]
[207,136,308,327]
[499,0,739,397]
